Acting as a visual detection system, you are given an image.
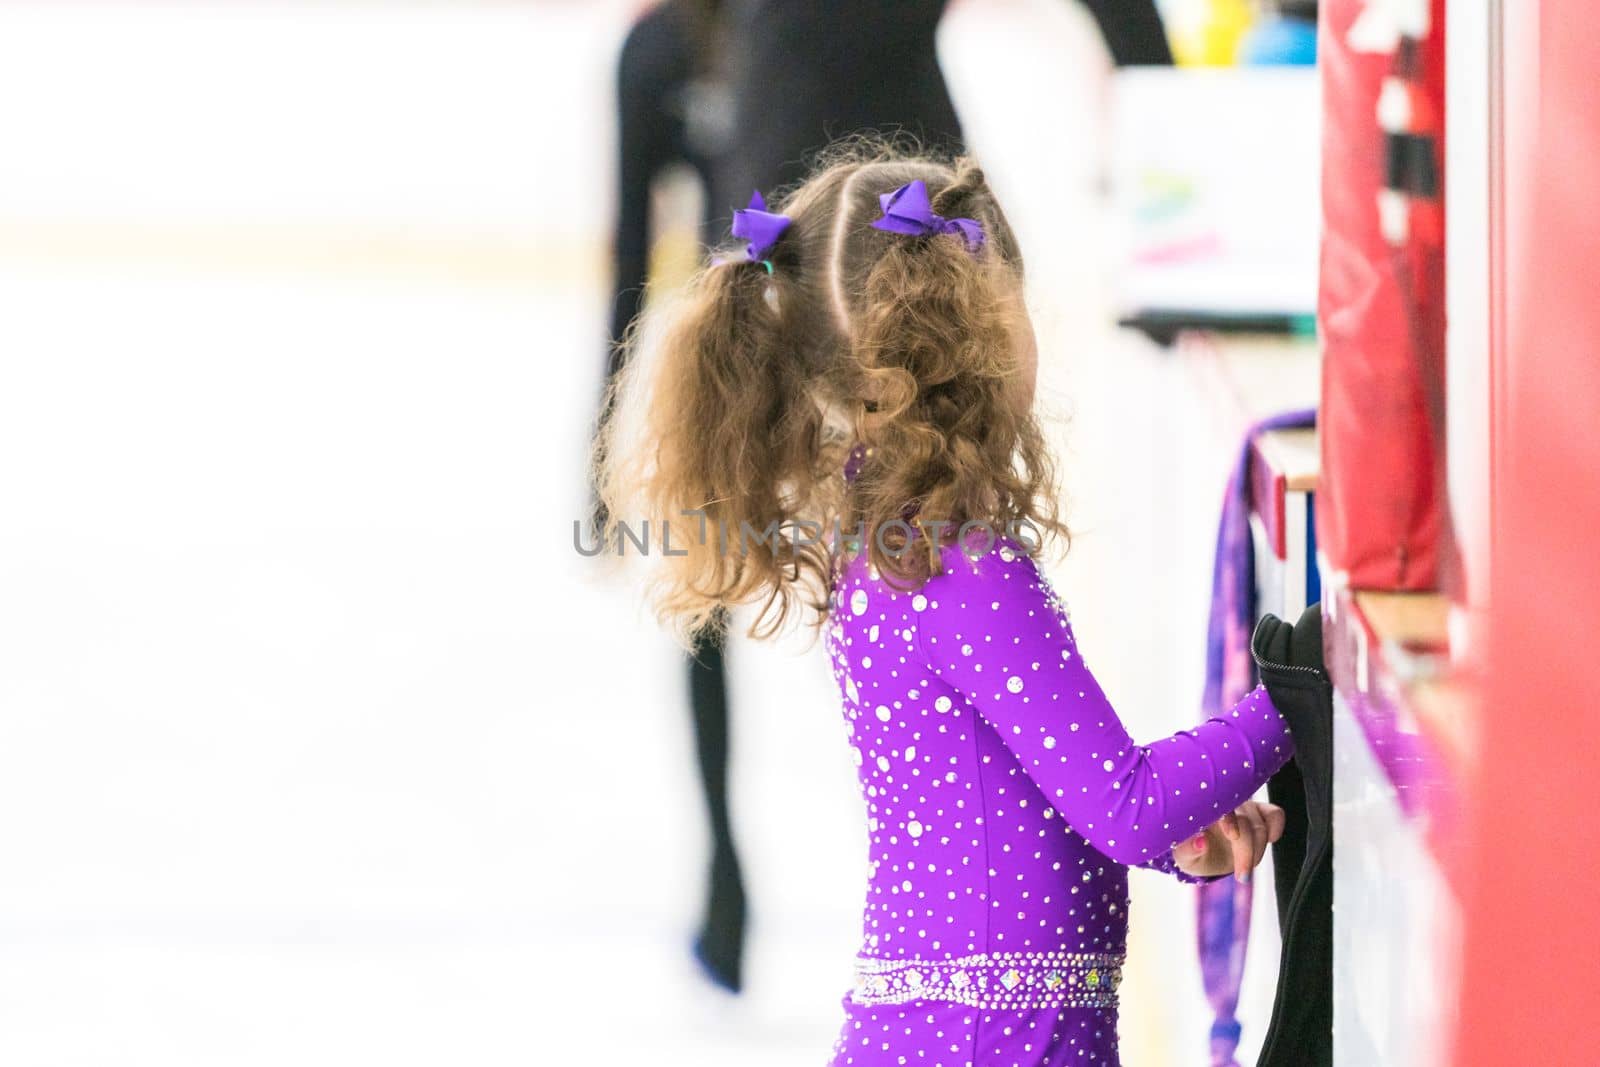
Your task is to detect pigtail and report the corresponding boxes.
[595,242,834,643]
[847,160,1062,587]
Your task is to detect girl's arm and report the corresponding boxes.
[913,544,1294,868]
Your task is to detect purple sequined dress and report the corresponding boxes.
[824,539,1293,1066]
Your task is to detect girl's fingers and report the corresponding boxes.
[1225,814,1255,881]
[1176,832,1206,863]
[1262,803,1287,844]
[1248,806,1270,868]
[1232,803,1266,880]
[1173,832,1213,876]
[1208,804,1290,881]
[1229,827,1254,881]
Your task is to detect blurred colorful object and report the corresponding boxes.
[1169,0,1256,66]
[1239,16,1319,65]
[1109,68,1319,330]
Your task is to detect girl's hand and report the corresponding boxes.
[1172,800,1286,883]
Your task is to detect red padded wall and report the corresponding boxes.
[1315,0,1447,590]
[1455,1,1600,1062]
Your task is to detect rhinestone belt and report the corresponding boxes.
[851,950,1124,1011]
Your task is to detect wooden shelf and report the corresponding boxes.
[1353,589,1451,650]
[1255,426,1320,492]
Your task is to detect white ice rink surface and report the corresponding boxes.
[0,3,1276,1064]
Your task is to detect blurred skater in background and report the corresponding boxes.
[714,0,1173,221]
[605,0,746,991]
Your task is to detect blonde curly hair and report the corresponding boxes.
[594,143,1066,643]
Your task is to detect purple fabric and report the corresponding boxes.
[730,189,790,261]
[870,179,985,253]
[1195,408,1316,1067]
[826,538,1294,1066]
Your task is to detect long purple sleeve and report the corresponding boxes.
[912,543,1294,868]
[823,538,1296,1065]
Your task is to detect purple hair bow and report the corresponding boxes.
[870,179,985,253]
[730,190,791,264]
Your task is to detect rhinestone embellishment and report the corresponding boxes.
[1039,575,1072,626]
[851,950,1124,1010]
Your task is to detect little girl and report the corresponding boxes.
[597,147,1293,1067]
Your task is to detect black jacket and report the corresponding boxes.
[1252,604,1334,1067]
